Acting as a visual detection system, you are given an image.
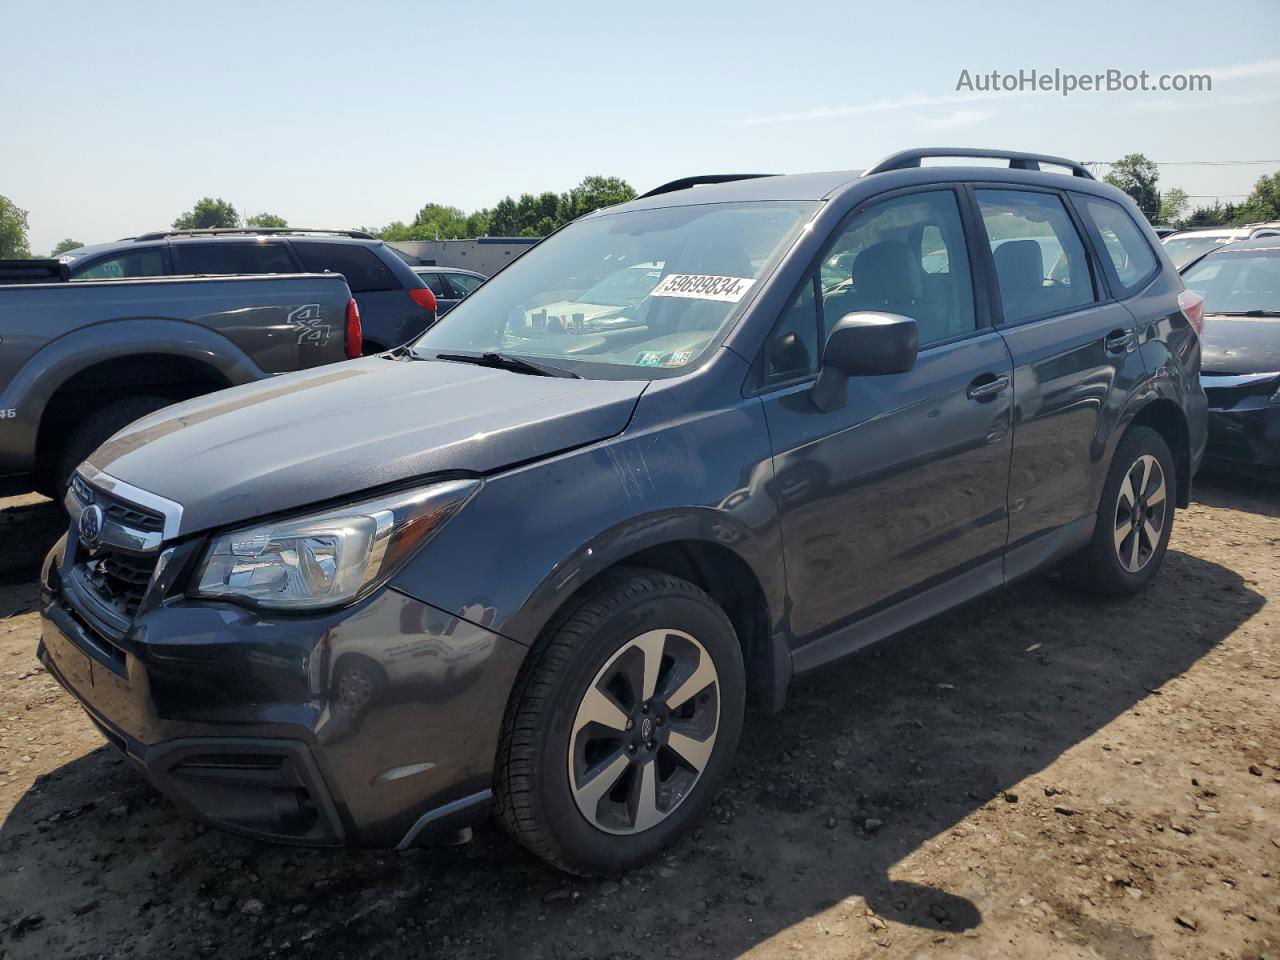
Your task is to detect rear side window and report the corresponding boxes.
[175,242,297,275]
[295,243,398,293]
[1077,195,1159,295]
[416,272,448,296]
[71,249,165,280]
[977,190,1096,324]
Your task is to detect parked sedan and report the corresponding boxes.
[1181,236,1280,478]
[412,267,486,316]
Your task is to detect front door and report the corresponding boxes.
[758,188,1014,641]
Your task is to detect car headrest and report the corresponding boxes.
[993,240,1045,293]
[852,240,920,304]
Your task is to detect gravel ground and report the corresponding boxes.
[1,478,1278,960]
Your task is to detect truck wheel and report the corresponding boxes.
[1065,426,1176,597]
[494,568,745,875]
[56,396,171,496]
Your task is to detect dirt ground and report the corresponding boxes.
[1,478,1277,960]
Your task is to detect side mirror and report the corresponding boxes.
[812,312,918,413]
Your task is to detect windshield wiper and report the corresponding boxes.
[433,351,581,379]
[1213,309,1280,317]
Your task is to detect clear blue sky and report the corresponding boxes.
[5,0,1279,253]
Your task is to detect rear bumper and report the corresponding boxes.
[38,538,527,848]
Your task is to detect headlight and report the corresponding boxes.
[195,479,480,610]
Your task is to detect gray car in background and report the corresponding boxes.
[61,229,438,352]
[0,269,356,496]
[411,266,486,316]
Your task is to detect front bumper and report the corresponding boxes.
[38,537,527,848]
[1203,375,1280,476]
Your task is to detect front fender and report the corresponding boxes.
[0,319,268,474]
[390,372,786,649]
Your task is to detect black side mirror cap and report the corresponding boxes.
[812,312,919,413]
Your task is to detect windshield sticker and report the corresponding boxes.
[666,350,694,367]
[649,274,756,303]
[635,351,667,366]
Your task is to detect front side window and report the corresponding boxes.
[445,272,484,296]
[1182,251,1280,315]
[70,248,165,280]
[977,190,1095,324]
[1079,195,1158,294]
[764,190,976,380]
[413,201,817,378]
[175,242,296,275]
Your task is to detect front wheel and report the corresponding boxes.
[1066,425,1176,597]
[493,569,745,875]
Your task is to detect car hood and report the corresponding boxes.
[1199,314,1280,374]
[89,356,647,535]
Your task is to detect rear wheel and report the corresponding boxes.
[494,569,744,875]
[1066,426,1175,596]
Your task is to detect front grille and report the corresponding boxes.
[70,474,165,532]
[81,548,159,619]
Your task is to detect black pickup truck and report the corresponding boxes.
[0,260,357,496]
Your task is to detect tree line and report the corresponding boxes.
[5,164,1280,260]
[0,175,637,259]
[1102,153,1280,228]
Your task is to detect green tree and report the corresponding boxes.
[0,195,32,258]
[173,197,240,230]
[1184,201,1240,228]
[245,212,288,228]
[488,197,520,236]
[561,175,637,221]
[1104,154,1161,221]
[50,238,85,256]
[1237,171,1280,222]
[1158,187,1189,226]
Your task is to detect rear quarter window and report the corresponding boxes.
[71,248,165,280]
[1077,195,1159,296]
[294,243,399,293]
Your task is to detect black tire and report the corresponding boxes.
[1065,426,1176,597]
[56,396,171,495]
[494,568,745,875]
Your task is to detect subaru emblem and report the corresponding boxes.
[79,503,104,547]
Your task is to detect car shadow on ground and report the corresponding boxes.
[1,534,1264,958]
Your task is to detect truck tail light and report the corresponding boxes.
[408,287,437,314]
[1178,289,1206,338]
[345,298,362,358]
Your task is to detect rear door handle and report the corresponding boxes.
[966,374,1010,401]
[1104,329,1135,353]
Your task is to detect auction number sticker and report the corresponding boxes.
[649,274,756,303]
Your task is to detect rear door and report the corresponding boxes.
[972,187,1147,578]
[759,187,1014,642]
[442,271,484,314]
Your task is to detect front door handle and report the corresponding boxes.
[1104,329,1135,353]
[966,374,1010,401]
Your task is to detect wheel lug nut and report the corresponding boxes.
[625,719,634,730]
[627,743,637,754]
[641,704,650,714]
[655,715,665,726]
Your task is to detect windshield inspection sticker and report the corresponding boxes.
[649,274,756,303]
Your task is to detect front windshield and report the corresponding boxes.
[1183,250,1280,315]
[413,201,817,377]
[1164,235,1233,270]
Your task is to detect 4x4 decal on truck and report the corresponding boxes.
[288,303,330,346]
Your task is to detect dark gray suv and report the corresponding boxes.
[39,149,1207,875]
[61,229,438,352]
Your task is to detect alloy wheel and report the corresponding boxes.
[567,629,720,835]
[1113,453,1167,573]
